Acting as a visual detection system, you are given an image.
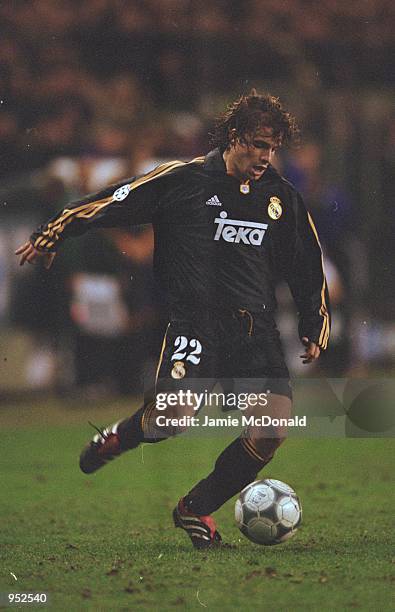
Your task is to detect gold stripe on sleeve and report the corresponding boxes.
[36,160,186,248]
[39,196,115,242]
[307,212,330,349]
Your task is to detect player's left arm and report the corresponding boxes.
[299,337,321,364]
[284,191,331,360]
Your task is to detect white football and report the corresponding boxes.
[235,479,302,545]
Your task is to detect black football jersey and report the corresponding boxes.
[30,148,330,349]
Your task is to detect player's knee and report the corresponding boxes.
[245,392,291,446]
[252,435,286,463]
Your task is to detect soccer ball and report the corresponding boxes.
[235,479,302,545]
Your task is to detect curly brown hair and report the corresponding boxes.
[210,89,300,149]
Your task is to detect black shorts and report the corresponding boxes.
[155,306,292,400]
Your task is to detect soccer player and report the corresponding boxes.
[16,90,329,549]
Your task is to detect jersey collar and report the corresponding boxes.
[203,148,228,173]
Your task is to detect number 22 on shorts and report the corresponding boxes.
[171,336,202,365]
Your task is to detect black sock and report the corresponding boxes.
[117,405,166,450]
[116,408,145,450]
[183,437,268,515]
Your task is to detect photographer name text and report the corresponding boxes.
[155,415,307,427]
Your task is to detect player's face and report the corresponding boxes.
[228,126,280,181]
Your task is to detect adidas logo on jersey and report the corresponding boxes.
[214,211,268,246]
[206,195,222,206]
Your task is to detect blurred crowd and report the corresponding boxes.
[1,0,394,177]
[0,0,394,395]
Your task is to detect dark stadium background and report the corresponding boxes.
[0,0,394,397]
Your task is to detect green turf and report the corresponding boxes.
[0,400,393,610]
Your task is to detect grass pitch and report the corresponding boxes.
[0,399,393,610]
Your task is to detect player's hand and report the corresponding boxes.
[300,337,320,364]
[15,242,56,269]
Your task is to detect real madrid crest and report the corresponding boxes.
[240,181,250,195]
[171,361,186,380]
[268,196,283,220]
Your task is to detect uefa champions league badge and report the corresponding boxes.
[240,182,250,194]
[268,196,283,220]
[113,184,131,201]
[171,361,186,379]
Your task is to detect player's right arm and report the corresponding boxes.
[15,161,185,267]
[15,242,56,268]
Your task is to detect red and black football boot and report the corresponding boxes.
[79,422,122,474]
[173,498,222,549]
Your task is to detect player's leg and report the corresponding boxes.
[79,316,215,474]
[79,387,204,475]
[181,391,291,516]
[178,310,291,521]
[79,402,156,474]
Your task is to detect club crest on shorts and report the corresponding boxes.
[268,196,282,220]
[171,361,186,379]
